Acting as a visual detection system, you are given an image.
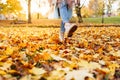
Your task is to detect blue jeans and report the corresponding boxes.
[59,1,72,33]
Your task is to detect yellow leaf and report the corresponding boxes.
[113,50,120,57]
[49,44,59,50]
[47,70,65,80]
[42,52,52,60]
[108,63,119,76]
[5,47,13,55]
[97,68,110,74]
[107,44,113,51]
[0,62,4,66]
[0,55,8,61]
[20,75,31,80]
[7,70,17,73]
[51,54,72,64]
[78,60,101,70]
[0,70,6,75]
[0,62,12,71]
[29,67,46,75]
[47,34,60,43]
[31,75,42,80]
[96,47,103,53]
[83,40,88,48]
[70,63,78,70]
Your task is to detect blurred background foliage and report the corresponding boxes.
[0,0,120,24]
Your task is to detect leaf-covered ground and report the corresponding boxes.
[0,26,120,80]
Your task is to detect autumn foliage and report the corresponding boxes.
[0,27,120,80]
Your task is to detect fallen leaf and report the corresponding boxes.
[29,67,46,75]
[65,69,94,80]
[0,70,6,75]
[5,47,13,55]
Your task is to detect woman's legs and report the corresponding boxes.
[59,1,77,42]
[59,1,72,33]
[59,2,73,42]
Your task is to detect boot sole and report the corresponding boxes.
[67,25,78,37]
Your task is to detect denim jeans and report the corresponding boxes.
[59,1,72,33]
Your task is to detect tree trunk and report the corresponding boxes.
[37,13,40,19]
[102,3,104,23]
[28,0,31,23]
[102,13,104,23]
[37,3,41,19]
[75,6,83,23]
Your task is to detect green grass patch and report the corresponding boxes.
[83,16,120,24]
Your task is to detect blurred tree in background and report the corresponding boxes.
[88,0,104,17]
[81,6,93,18]
[106,0,117,17]
[75,0,87,23]
[27,0,31,23]
[0,0,22,15]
